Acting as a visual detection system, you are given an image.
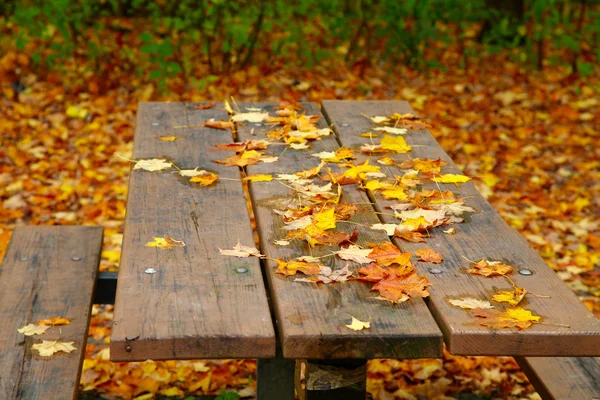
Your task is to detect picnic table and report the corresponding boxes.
[1,100,599,400]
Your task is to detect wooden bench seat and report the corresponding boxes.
[517,357,600,400]
[0,226,103,399]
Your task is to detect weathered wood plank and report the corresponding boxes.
[111,102,275,361]
[516,357,600,400]
[235,102,443,359]
[321,100,600,356]
[0,226,102,400]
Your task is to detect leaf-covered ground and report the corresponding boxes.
[1,34,598,400]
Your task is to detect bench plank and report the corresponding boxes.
[0,226,102,400]
[233,102,443,359]
[110,102,275,361]
[321,100,600,356]
[517,357,600,400]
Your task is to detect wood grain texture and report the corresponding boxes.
[0,226,102,400]
[235,102,442,359]
[322,100,600,356]
[110,102,275,361]
[516,357,600,400]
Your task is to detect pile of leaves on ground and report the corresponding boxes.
[0,24,598,400]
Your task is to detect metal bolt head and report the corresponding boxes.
[235,267,249,274]
[341,123,350,127]
[125,345,132,352]
[19,256,29,261]
[152,122,159,126]
[71,256,82,261]
[518,269,533,276]
[144,268,157,274]
[254,123,262,127]
[430,268,442,274]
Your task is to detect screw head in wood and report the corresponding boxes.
[518,269,533,276]
[235,267,248,274]
[430,268,442,274]
[19,256,29,261]
[71,256,82,261]
[144,268,157,274]
[254,123,262,127]
[341,123,350,127]
[125,344,132,352]
[152,122,159,126]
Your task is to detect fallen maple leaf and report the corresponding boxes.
[467,259,513,277]
[357,263,387,282]
[194,102,215,109]
[492,287,527,306]
[416,248,443,263]
[146,237,186,250]
[395,231,427,243]
[36,316,71,326]
[432,174,471,184]
[373,126,408,135]
[219,241,263,258]
[275,259,322,276]
[204,119,234,130]
[470,307,541,330]
[370,223,397,236]
[133,159,172,172]
[448,298,494,310]
[335,245,373,264]
[443,228,456,235]
[159,136,178,141]
[17,323,50,336]
[372,272,431,303]
[214,154,261,167]
[231,112,269,123]
[32,340,77,356]
[245,174,273,182]
[189,171,218,186]
[367,242,412,267]
[295,161,326,178]
[380,135,412,153]
[345,317,371,331]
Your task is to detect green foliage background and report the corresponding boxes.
[2,0,598,86]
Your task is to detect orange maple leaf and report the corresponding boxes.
[275,259,323,276]
[356,263,387,282]
[36,316,72,326]
[467,259,513,277]
[203,119,234,130]
[372,272,431,303]
[416,248,443,264]
[367,242,412,267]
[470,307,541,330]
[214,153,261,167]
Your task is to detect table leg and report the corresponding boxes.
[299,359,367,400]
[257,352,295,399]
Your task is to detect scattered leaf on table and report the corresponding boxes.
[448,298,494,310]
[36,316,71,326]
[17,323,50,336]
[372,272,431,303]
[335,245,373,264]
[245,174,273,182]
[370,223,397,236]
[189,171,218,186]
[373,126,408,135]
[416,248,443,263]
[219,241,263,258]
[364,115,390,124]
[146,237,186,250]
[289,142,310,150]
[443,228,456,235]
[492,287,528,306]
[345,317,371,331]
[194,102,215,109]
[357,263,387,282]
[231,112,269,123]
[214,154,261,167]
[470,307,541,330]
[133,159,172,172]
[204,119,234,130]
[312,208,337,230]
[274,240,290,246]
[159,136,178,141]
[367,242,412,267]
[179,168,208,177]
[295,161,326,178]
[432,174,471,184]
[467,259,513,277]
[32,340,77,356]
[380,135,413,153]
[275,259,323,276]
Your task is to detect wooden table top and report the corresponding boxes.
[110,100,600,362]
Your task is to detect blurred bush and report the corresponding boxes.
[1,0,598,86]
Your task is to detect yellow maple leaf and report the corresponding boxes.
[432,174,471,184]
[275,259,323,276]
[380,135,412,153]
[145,237,186,250]
[492,287,527,306]
[241,150,263,159]
[342,160,381,180]
[219,240,263,258]
[364,180,393,192]
[471,307,541,330]
[36,316,71,326]
[345,317,371,331]
[313,208,336,230]
[189,171,218,186]
[32,340,77,356]
[401,216,429,231]
[17,323,50,336]
[158,136,178,141]
[245,174,273,182]
[381,187,408,200]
